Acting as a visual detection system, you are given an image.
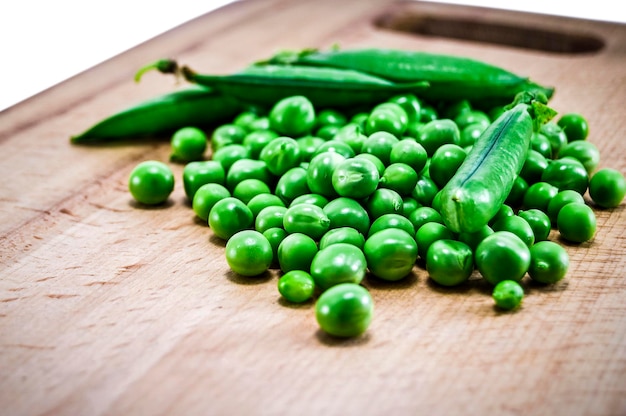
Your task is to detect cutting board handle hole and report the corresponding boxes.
[374,11,604,54]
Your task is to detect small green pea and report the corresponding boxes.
[226,159,272,191]
[546,190,585,224]
[379,163,419,197]
[259,136,302,176]
[170,126,207,162]
[208,197,254,240]
[368,213,415,239]
[558,140,600,174]
[412,176,439,207]
[416,119,460,157]
[233,178,272,205]
[283,203,330,241]
[242,130,279,160]
[428,144,466,189]
[389,139,428,174]
[225,230,273,276]
[296,135,326,162]
[492,280,524,310]
[408,206,443,233]
[262,227,288,265]
[426,239,473,287]
[128,160,174,206]
[557,113,589,142]
[333,123,368,155]
[415,221,454,260]
[212,144,250,173]
[541,158,589,195]
[275,166,310,206]
[247,193,286,219]
[520,150,549,185]
[277,232,318,273]
[557,203,596,243]
[310,243,367,290]
[539,122,568,158]
[269,95,316,137]
[182,160,225,201]
[306,151,346,198]
[290,193,329,208]
[331,157,380,199]
[475,231,531,285]
[589,168,626,208]
[278,270,316,303]
[255,205,287,234]
[528,241,569,284]
[323,197,371,236]
[517,209,551,242]
[192,183,231,222]
[315,283,374,338]
[365,188,404,220]
[523,182,559,212]
[364,228,418,281]
[211,124,247,151]
[530,132,552,159]
[319,227,365,250]
[361,131,400,165]
[491,215,535,248]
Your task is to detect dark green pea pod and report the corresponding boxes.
[259,47,554,105]
[438,93,557,234]
[140,59,428,109]
[70,86,242,144]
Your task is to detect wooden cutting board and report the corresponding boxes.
[1,0,625,414]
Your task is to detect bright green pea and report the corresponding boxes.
[557,203,596,243]
[557,113,589,142]
[402,197,421,217]
[415,221,454,260]
[306,151,346,198]
[558,140,600,174]
[540,122,568,159]
[408,206,443,233]
[212,144,250,173]
[530,132,552,159]
[388,93,421,122]
[319,227,365,250]
[290,193,329,208]
[248,116,271,131]
[520,150,549,185]
[283,203,330,240]
[333,123,368,155]
[589,168,626,208]
[458,225,494,252]
[365,102,408,137]
[475,231,531,285]
[226,159,272,191]
[170,126,207,162]
[517,209,551,242]
[310,243,367,290]
[192,183,231,222]
[364,228,418,281]
[255,205,287,234]
[263,227,288,265]
[211,123,247,151]
[541,158,589,195]
[208,197,254,240]
[354,153,385,177]
[269,95,316,137]
[546,190,585,224]
[426,239,473,287]
[528,241,569,284]
[412,176,439,207]
[492,280,524,310]
[323,197,371,236]
[315,283,374,338]
[277,232,318,273]
[259,136,302,176]
[505,175,529,208]
[232,178,271,205]
[491,215,535,248]
[459,122,486,148]
[247,193,285,219]
[365,188,404,220]
[275,166,310,205]
[368,213,415,239]
[225,230,273,276]
[416,119,460,157]
[379,163,419,197]
[331,157,380,199]
[278,270,316,303]
[389,139,428,174]
[442,99,471,120]
[361,131,400,165]
[128,160,174,206]
[313,140,356,159]
[182,160,225,201]
[350,112,369,130]
[296,135,326,162]
[488,204,514,227]
[243,130,279,159]
[233,110,259,131]
[523,181,559,212]
[454,109,490,131]
[428,144,467,189]
[315,109,347,128]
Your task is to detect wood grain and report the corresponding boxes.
[1,0,625,415]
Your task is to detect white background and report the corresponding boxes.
[1,0,624,112]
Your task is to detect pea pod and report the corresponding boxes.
[71,86,242,144]
[438,94,556,234]
[140,59,428,109]
[260,47,554,105]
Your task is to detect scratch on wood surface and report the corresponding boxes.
[83,280,118,287]
[35,276,56,282]
[88,201,128,213]
[3,343,55,350]
[46,294,79,299]
[59,207,77,217]
[1,297,20,303]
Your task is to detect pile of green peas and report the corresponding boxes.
[128,93,626,335]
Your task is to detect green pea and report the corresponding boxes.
[419,105,438,122]
[475,231,531,285]
[408,206,443,232]
[426,239,473,287]
[492,280,524,310]
[255,205,287,234]
[212,144,250,173]
[402,197,421,217]
[315,109,347,128]
[458,225,494,252]
[294,135,325,163]
[416,119,460,157]
[306,151,346,198]
[182,160,225,201]
[522,181,559,212]
[459,122,487,148]
[263,227,288,265]
[248,116,271,131]
[365,102,408,137]
[528,241,569,284]
[541,158,589,195]
[589,168,626,208]
[316,124,340,141]
[517,209,551,242]
[211,124,247,151]
[415,221,454,260]
[331,157,380,199]
[128,160,174,206]
[233,178,272,205]
[243,130,279,159]
[319,227,366,250]
[365,188,404,220]
[313,140,356,159]
[283,203,330,240]
[226,159,272,191]
[558,141,600,175]
[488,204,514,227]
[520,150,548,185]
[208,197,254,240]
[247,193,285,219]
[557,203,596,243]
[290,193,329,208]
[364,228,418,281]
[505,175,529,208]
[442,99,471,120]
[278,270,315,303]
[546,190,585,224]
[389,139,428,174]
[368,213,415,239]
[354,153,385,177]
[233,110,260,131]
[170,126,207,162]
[379,163,419,197]
[277,232,318,273]
[333,123,368,155]
[454,109,490,131]
[428,144,467,189]
[530,132,552,159]
[269,95,316,137]
[315,283,374,338]
[275,166,310,206]
[225,230,273,276]
[557,113,589,142]
[323,197,371,236]
[388,93,421,123]
[192,183,231,222]
[259,136,302,176]
[491,215,535,248]
[350,112,369,130]
[310,243,367,290]
[540,122,568,158]
[361,131,400,165]
[412,176,439,207]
